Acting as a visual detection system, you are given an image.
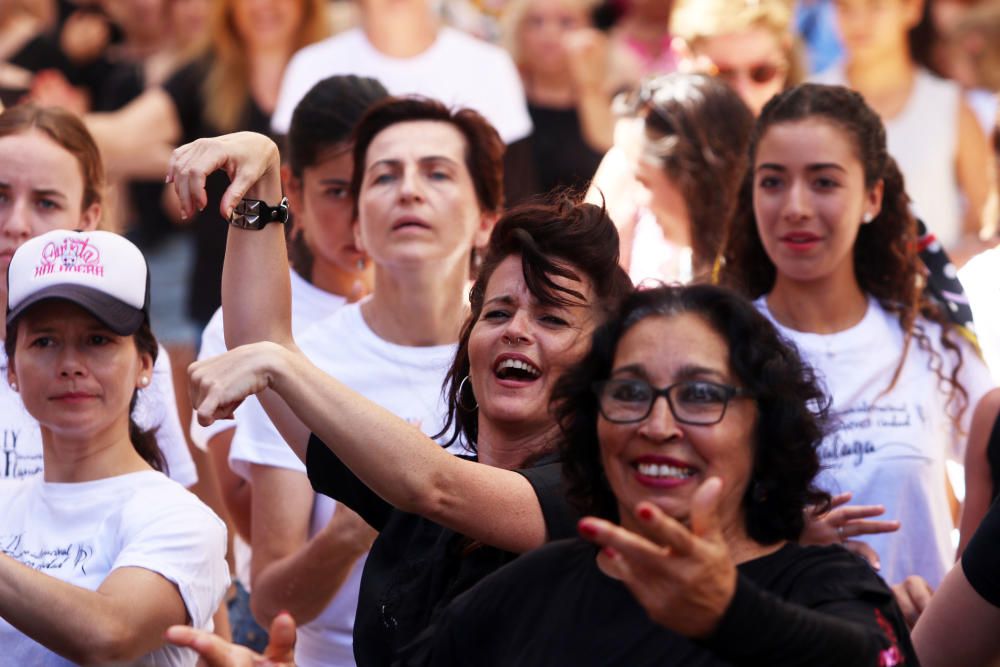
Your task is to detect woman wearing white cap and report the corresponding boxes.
[0,229,229,666]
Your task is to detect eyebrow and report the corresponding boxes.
[318,178,349,186]
[755,162,847,174]
[610,363,728,382]
[0,182,70,200]
[368,156,461,171]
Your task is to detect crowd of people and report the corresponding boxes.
[1,0,1000,665]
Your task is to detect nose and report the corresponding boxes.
[501,310,532,346]
[398,166,425,204]
[57,346,88,379]
[783,178,813,222]
[637,394,683,442]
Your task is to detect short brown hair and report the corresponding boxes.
[350,96,505,217]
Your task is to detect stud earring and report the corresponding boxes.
[356,257,366,272]
[862,212,874,224]
[9,381,17,392]
[139,376,150,387]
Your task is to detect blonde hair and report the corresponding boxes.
[201,0,330,133]
[500,0,599,67]
[671,0,804,85]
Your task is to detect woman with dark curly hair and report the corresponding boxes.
[424,284,916,665]
[718,83,994,597]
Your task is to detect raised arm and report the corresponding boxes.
[0,556,188,664]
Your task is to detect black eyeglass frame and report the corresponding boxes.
[592,379,752,426]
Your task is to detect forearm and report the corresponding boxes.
[84,88,180,180]
[705,575,908,666]
[251,522,368,627]
[0,555,168,664]
[220,162,292,350]
[575,88,614,152]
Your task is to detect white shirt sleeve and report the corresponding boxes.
[136,346,199,487]
[114,495,229,629]
[229,395,305,480]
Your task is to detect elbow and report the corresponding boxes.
[400,477,454,524]
[72,619,151,665]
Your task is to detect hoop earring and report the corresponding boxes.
[457,375,478,412]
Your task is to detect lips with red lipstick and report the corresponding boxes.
[492,353,542,385]
[779,231,822,251]
[632,454,698,487]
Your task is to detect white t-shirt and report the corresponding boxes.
[189,269,349,589]
[230,300,459,667]
[758,297,994,586]
[0,471,229,666]
[270,26,532,144]
[0,344,197,487]
[960,246,1000,384]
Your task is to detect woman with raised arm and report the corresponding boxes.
[719,83,994,598]
[169,102,631,663]
[0,228,228,666]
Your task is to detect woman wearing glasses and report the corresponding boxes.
[670,0,800,116]
[422,284,917,665]
[719,84,994,609]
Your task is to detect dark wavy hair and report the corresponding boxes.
[625,73,753,278]
[436,196,633,451]
[718,83,970,426]
[5,314,166,473]
[554,284,830,544]
[350,96,506,218]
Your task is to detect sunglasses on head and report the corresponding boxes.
[707,61,787,85]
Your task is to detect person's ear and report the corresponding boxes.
[79,202,101,231]
[865,179,885,222]
[135,349,154,390]
[282,165,304,215]
[904,0,925,30]
[473,210,498,250]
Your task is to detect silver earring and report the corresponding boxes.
[9,381,17,392]
[862,212,874,224]
[356,257,366,271]
[456,375,478,412]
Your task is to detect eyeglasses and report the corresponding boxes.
[705,61,788,86]
[593,378,751,425]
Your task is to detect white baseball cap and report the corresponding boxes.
[6,229,150,335]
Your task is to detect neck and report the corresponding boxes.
[766,273,868,334]
[362,5,438,58]
[248,52,290,113]
[361,259,470,346]
[476,419,558,470]
[523,71,576,108]
[41,421,151,483]
[845,50,915,96]
[308,261,373,303]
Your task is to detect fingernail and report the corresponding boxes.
[578,522,598,539]
[602,546,619,559]
[637,506,653,521]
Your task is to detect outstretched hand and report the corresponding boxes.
[188,342,287,426]
[578,477,737,638]
[167,132,281,221]
[800,491,899,570]
[165,611,297,666]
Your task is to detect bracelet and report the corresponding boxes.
[229,197,289,230]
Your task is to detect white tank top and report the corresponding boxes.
[812,66,963,247]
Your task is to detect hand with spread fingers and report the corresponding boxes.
[165,611,297,666]
[579,477,736,638]
[166,131,282,222]
[800,491,900,570]
[188,341,290,427]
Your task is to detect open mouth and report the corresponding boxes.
[636,462,696,479]
[494,357,542,382]
[780,232,821,245]
[392,217,431,232]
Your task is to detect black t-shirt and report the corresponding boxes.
[962,497,1000,608]
[526,103,603,197]
[161,57,271,324]
[305,434,578,667]
[423,539,918,666]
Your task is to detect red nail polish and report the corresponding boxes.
[578,522,598,538]
[603,546,619,559]
[637,506,653,521]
